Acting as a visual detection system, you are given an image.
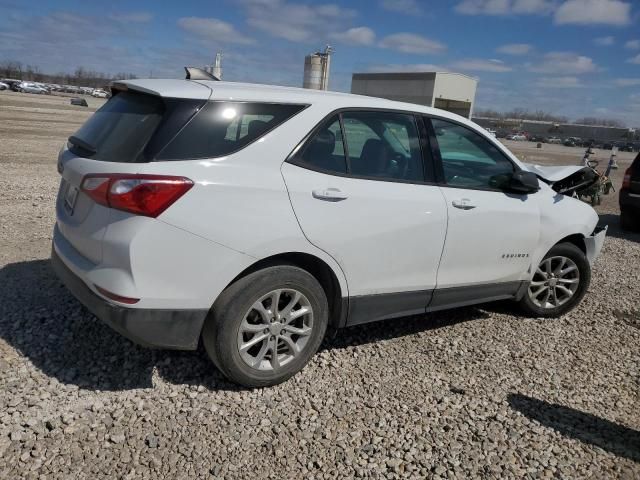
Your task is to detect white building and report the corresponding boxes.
[351,72,477,119]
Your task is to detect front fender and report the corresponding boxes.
[528,190,599,278]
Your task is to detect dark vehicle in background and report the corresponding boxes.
[620,152,640,231]
[563,137,582,147]
[1,79,23,91]
[530,135,546,143]
[619,143,637,153]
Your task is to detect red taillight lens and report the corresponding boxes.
[94,285,139,304]
[622,168,631,189]
[80,174,193,217]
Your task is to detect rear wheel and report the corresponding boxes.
[518,243,590,318]
[203,265,328,387]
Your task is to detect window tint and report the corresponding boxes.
[431,118,515,189]
[342,112,423,182]
[297,116,347,174]
[157,102,305,160]
[69,91,164,162]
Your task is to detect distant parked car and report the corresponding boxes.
[507,133,527,141]
[547,137,562,144]
[92,89,109,98]
[486,128,497,137]
[563,138,577,147]
[0,82,9,90]
[620,152,640,231]
[530,135,546,143]
[619,143,636,152]
[18,82,48,94]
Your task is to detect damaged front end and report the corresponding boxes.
[523,163,611,205]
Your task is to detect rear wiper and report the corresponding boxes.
[68,135,97,155]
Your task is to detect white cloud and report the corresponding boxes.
[615,78,640,87]
[450,58,512,72]
[378,33,446,54]
[554,0,631,26]
[178,17,254,45]
[379,0,422,15]
[625,40,640,50]
[534,76,583,88]
[455,0,555,15]
[365,63,447,73]
[594,36,615,46]
[527,52,598,75]
[240,0,356,42]
[331,27,375,46]
[496,43,532,55]
[627,54,640,65]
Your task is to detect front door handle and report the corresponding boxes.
[451,198,476,210]
[312,188,349,202]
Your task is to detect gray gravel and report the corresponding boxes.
[1,91,639,479]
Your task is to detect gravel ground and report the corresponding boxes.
[0,91,639,479]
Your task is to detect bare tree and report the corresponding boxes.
[0,59,137,88]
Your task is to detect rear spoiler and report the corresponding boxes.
[184,67,220,81]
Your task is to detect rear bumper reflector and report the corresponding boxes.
[94,285,140,305]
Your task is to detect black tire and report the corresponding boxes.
[202,265,328,388]
[518,242,591,318]
[620,209,639,232]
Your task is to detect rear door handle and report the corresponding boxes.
[451,198,476,210]
[312,188,349,202]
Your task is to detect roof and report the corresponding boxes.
[116,78,472,123]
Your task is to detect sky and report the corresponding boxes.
[1,0,639,125]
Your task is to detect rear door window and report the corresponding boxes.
[342,111,424,182]
[157,102,306,160]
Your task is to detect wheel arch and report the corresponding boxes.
[222,252,347,330]
[555,233,587,254]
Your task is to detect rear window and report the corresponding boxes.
[156,102,306,160]
[69,94,306,163]
[69,91,165,162]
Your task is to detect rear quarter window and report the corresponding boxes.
[69,91,165,162]
[156,102,307,160]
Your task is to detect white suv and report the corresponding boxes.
[52,79,606,387]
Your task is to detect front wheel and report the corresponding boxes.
[518,242,591,318]
[202,265,328,387]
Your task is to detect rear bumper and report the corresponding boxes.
[51,247,207,350]
[584,225,607,265]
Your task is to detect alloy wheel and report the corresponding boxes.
[528,256,580,309]
[237,289,314,371]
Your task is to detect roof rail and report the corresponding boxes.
[184,67,220,81]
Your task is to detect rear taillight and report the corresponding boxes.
[622,168,631,189]
[80,174,193,217]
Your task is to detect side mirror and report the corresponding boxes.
[507,170,540,194]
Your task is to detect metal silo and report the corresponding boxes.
[303,46,333,90]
